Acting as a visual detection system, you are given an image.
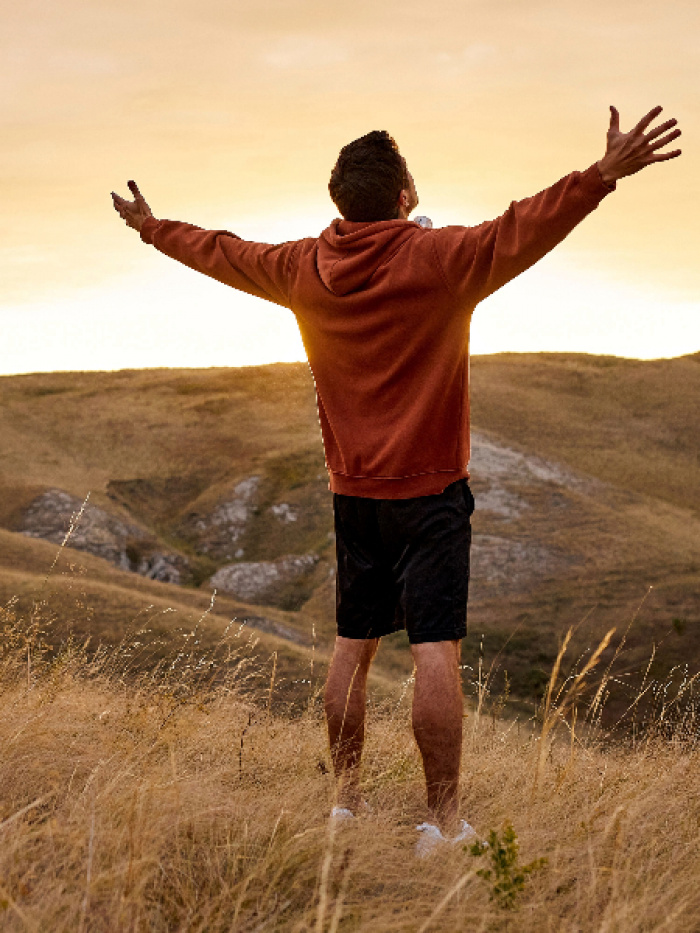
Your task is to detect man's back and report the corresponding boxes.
[293,216,472,497]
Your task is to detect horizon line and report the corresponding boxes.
[2,348,700,380]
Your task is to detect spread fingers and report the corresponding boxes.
[645,118,678,142]
[648,128,682,152]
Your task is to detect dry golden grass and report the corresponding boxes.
[0,528,407,716]
[1,588,698,932]
[0,364,321,509]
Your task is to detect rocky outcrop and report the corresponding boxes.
[470,535,571,596]
[181,476,260,560]
[209,554,319,606]
[134,552,186,585]
[21,489,140,570]
[471,433,595,488]
[19,489,188,583]
[467,434,591,596]
[470,432,599,520]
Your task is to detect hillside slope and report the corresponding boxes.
[1,355,699,716]
[471,352,700,515]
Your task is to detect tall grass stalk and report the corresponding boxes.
[533,625,615,795]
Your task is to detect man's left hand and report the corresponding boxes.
[597,105,682,185]
[111,181,154,233]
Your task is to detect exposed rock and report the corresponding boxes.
[211,477,259,534]
[474,485,529,519]
[269,502,298,523]
[136,553,183,585]
[471,433,598,491]
[20,489,142,571]
[470,432,600,521]
[181,476,260,559]
[467,434,591,594]
[470,535,571,598]
[209,554,319,604]
[19,488,188,582]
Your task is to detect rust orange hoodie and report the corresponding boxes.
[140,163,614,498]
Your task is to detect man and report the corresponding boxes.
[112,105,681,852]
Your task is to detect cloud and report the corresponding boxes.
[434,43,497,75]
[260,35,350,70]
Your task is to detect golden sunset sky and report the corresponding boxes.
[2,0,698,374]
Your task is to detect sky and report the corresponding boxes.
[2,0,698,375]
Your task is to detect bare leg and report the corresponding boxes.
[411,639,463,832]
[324,636,379,810]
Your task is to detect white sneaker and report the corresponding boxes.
[329,799,373,823]
[330,806,355,822]
[415,819,477,858]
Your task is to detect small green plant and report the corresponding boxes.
[468,821,547,909]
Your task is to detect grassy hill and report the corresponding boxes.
[1,354,699,719]
[0,524,417,717]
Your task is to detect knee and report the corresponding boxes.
[411,638,461,669]
[331,636,380,676]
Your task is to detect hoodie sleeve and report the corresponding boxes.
[140,217,301,308]
[433,163,615,306]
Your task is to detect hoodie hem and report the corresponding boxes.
[329,468,470,500]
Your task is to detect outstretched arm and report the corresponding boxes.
[109,181,301,308]
[435,104,682,305]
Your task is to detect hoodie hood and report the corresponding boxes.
[316,218,421,296]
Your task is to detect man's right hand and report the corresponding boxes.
[111,180,154,233]
[597,106,682,186]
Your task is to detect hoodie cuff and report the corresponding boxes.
[587,162,617,195]
[140,216,161,244]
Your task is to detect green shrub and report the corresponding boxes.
[468,821,547,909]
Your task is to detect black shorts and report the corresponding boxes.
[333,479,475,645]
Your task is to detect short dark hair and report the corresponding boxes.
[328,130,408,222]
